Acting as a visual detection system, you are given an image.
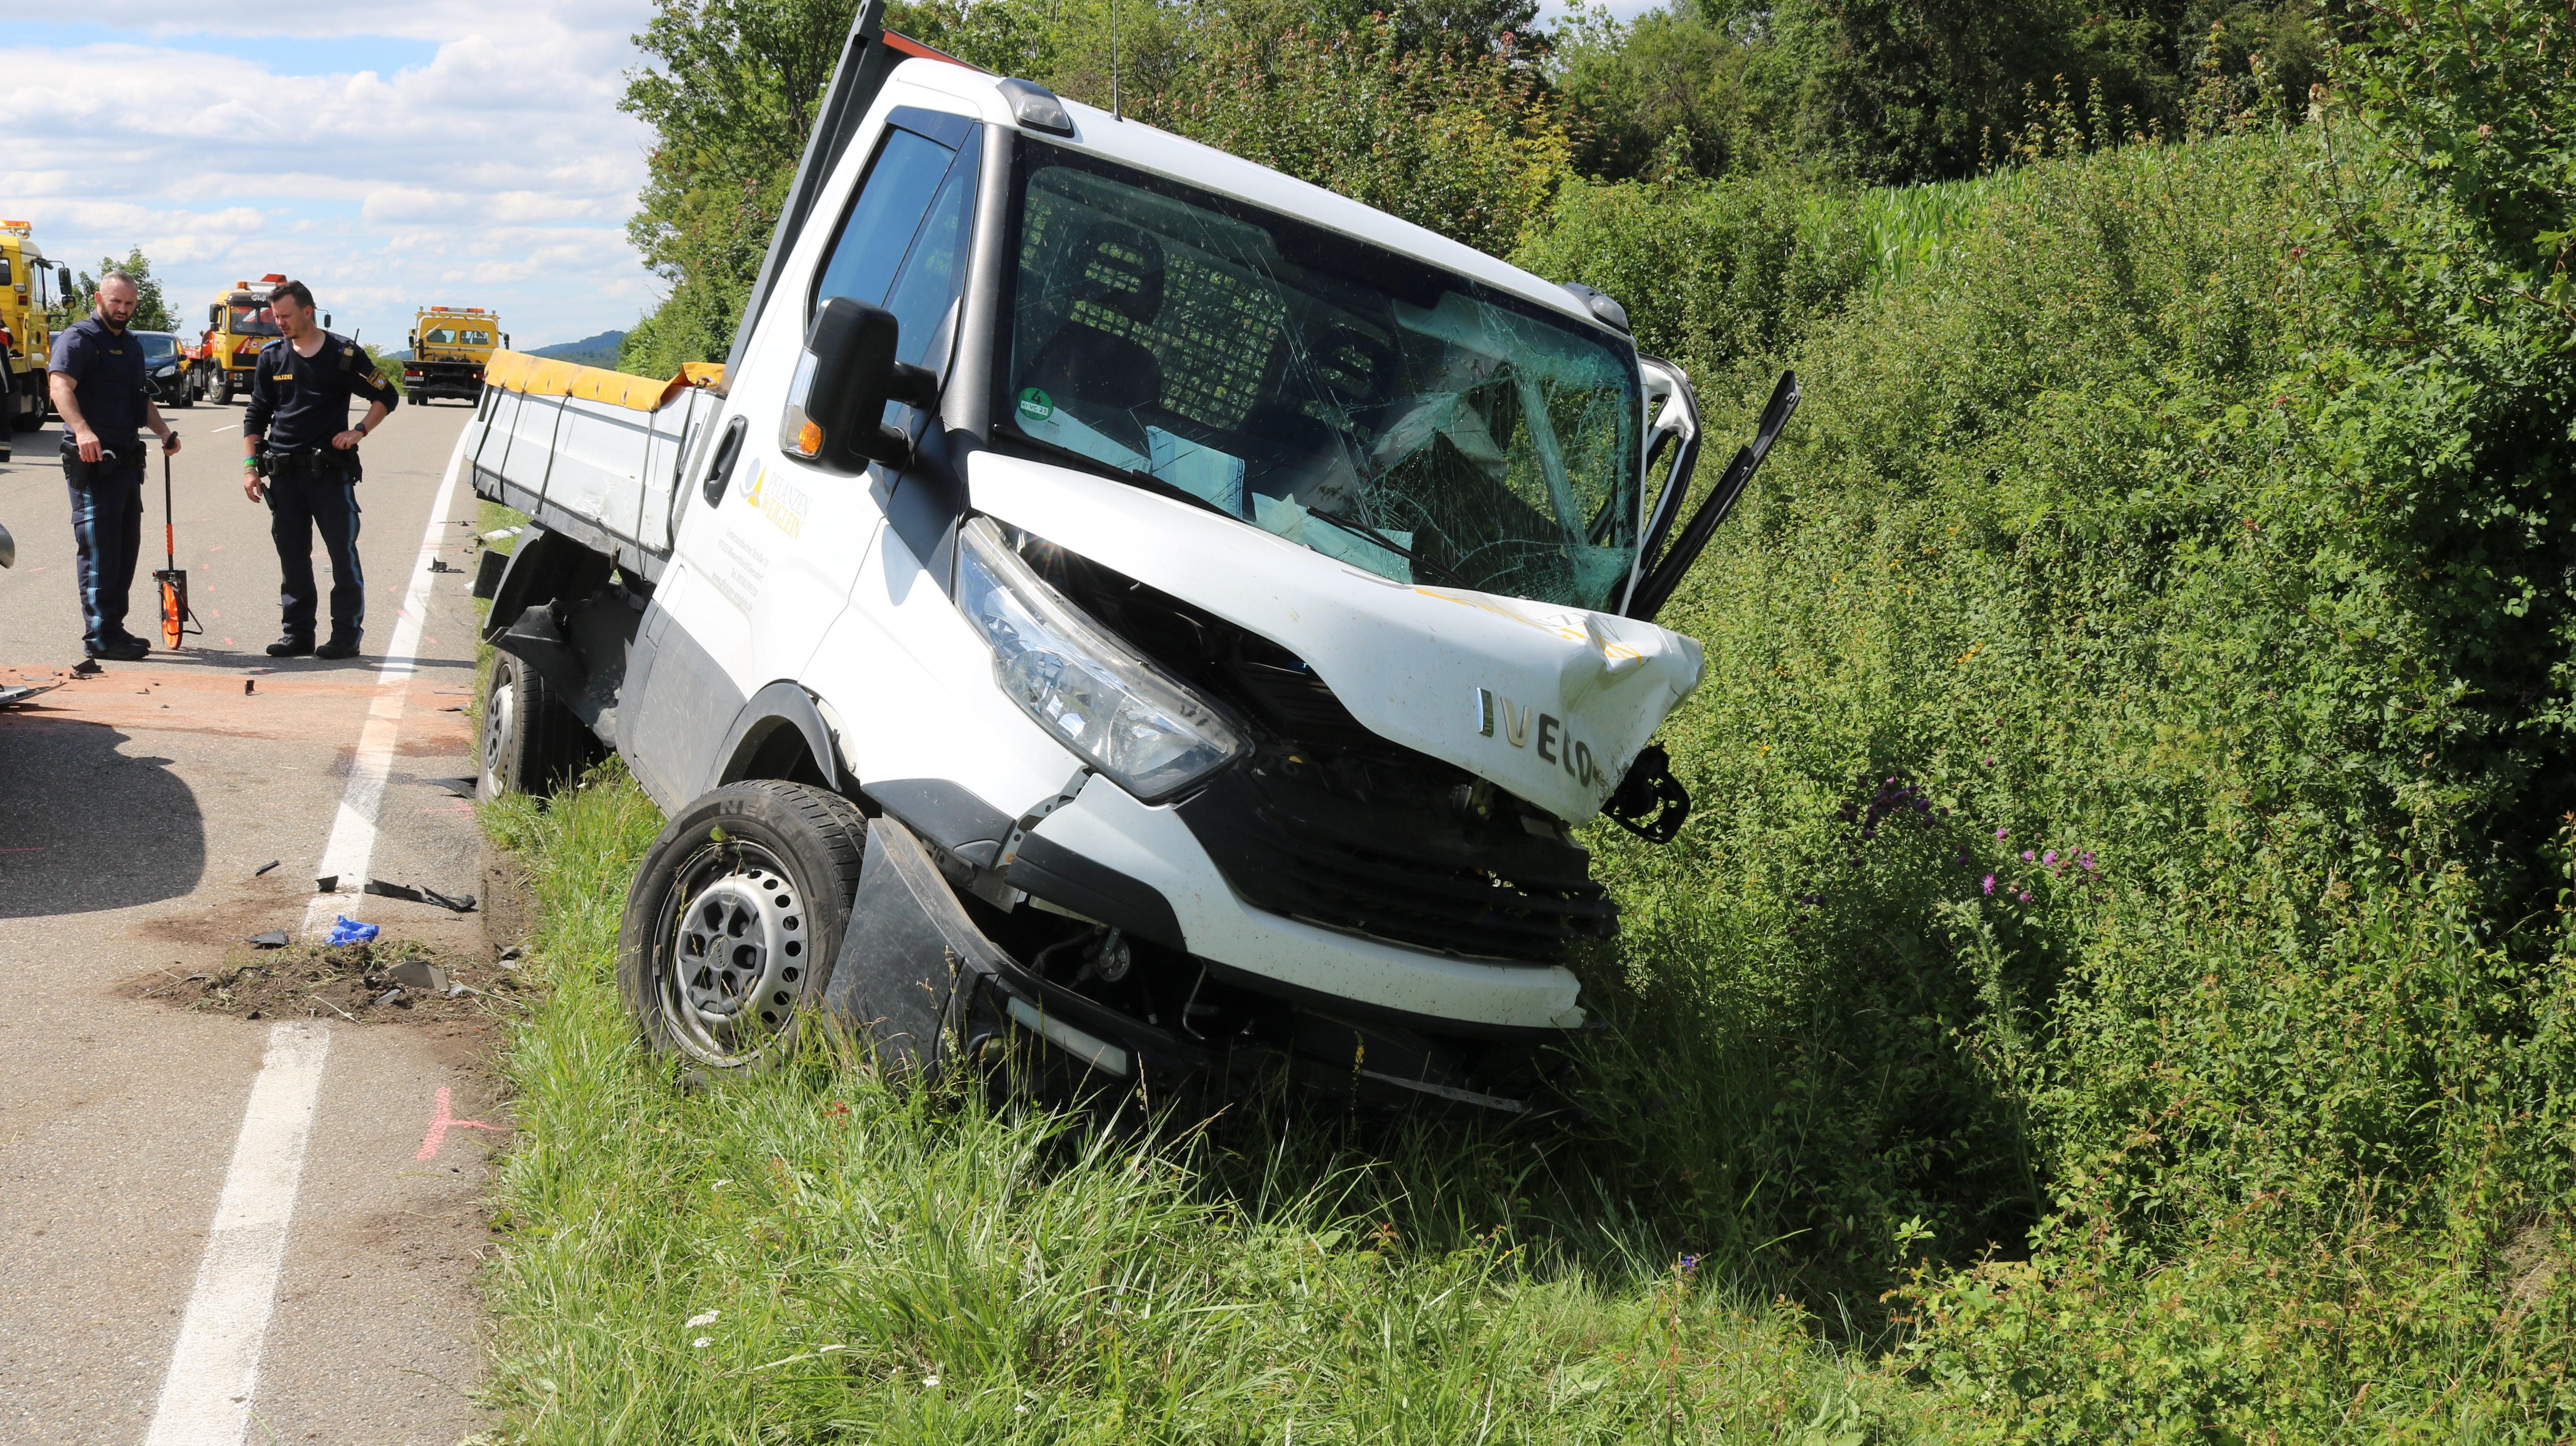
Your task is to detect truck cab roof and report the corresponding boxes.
[878,58,1613,342]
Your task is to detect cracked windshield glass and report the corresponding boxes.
[1000,143,1643,611]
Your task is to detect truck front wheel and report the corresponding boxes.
[217,371,236,404]
[617,782,870,1072]
[478,650,595,802]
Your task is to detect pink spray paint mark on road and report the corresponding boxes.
[414,1086,503,1160]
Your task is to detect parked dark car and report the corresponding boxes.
[135,330,193,410]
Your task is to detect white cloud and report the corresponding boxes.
[0,8,659,350]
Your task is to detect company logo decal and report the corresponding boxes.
[740,464,808,541]
[1476,687,1607,788]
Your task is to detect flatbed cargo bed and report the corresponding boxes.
[458,351,722,583]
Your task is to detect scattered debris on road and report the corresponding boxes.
[325,915,381,945]
[362,879,478,913]
[247,930,289,949]
[387,957,449,993]
[134,938,519,1026]
[70,658,100,677]
[253,859,280,877]
[0,676,64,708]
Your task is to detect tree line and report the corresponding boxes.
[614,0,2317,376]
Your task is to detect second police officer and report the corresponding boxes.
[239,279,400,659]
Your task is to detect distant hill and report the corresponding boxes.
[532,330,628,370]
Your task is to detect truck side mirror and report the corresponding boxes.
[57,266,73,294]
[210,304,221,326]
[322,313,332,328]
[781,297,939,472]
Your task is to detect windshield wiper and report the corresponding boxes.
[1305,507,1469,587]
[994,425,1240,522]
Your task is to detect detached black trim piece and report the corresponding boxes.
[1005,835,1187,951]
[865,778,1013,856]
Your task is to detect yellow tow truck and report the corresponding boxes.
[189,273,296,405]
[403,306,506,404]
[1,219,70,433]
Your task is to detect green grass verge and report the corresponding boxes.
[477,766,1916,1442]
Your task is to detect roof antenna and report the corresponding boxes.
[1111,0,1122,119]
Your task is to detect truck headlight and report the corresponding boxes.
[954,517,1243,802]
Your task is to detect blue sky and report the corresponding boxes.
[4,2,1677,357]
[2,4,655,353]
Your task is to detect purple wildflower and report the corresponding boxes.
[1982,875,1997,895]
[2043,850,2059,866]
[2079,851,2096,872]
[2022,850,2035,863]
[1995,827,2009,841]
[2017,890,2033,903]
[1678,1254,1701,1279]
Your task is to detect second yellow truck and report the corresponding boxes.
[403,306,505,404]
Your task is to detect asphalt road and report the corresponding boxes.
[0,395,502,1444]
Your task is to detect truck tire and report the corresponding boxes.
[9,371,37,432]
[477,650,595,802]
[217,372,235,405]
[617,781,870,1072]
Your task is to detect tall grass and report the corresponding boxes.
[477,770,1914,1442]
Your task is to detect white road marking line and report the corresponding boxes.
[299,457,465,939]
[142,1022,333,1446]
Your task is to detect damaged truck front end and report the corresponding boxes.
[456,4,1792,1116]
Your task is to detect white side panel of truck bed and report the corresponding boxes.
[459,383,718,582]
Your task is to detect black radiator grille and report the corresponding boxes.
[1176,762,1616,965]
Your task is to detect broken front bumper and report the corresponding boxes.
[822,815,1561,1114]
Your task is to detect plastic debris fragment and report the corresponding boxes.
[325,916,380,946]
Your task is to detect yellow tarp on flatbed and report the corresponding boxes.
[480,349,723,413]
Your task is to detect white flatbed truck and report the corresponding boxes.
[454,3,1795,1109]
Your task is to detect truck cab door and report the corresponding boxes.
[631,94,987,808]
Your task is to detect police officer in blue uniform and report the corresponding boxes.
[49,270,182,660]
[239,280,399,659]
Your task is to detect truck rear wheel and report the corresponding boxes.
[478,650,595,802]
[9,370,37,432]
[617,782,870,1072]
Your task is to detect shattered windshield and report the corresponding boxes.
[997,141,1642,611]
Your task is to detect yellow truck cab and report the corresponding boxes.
[404,307,505,404]
[1,220,70,433]
[192,273,293,405]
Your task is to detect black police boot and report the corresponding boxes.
[266,635,315,658]
[91,636,152,662]
[316,635,361,660]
